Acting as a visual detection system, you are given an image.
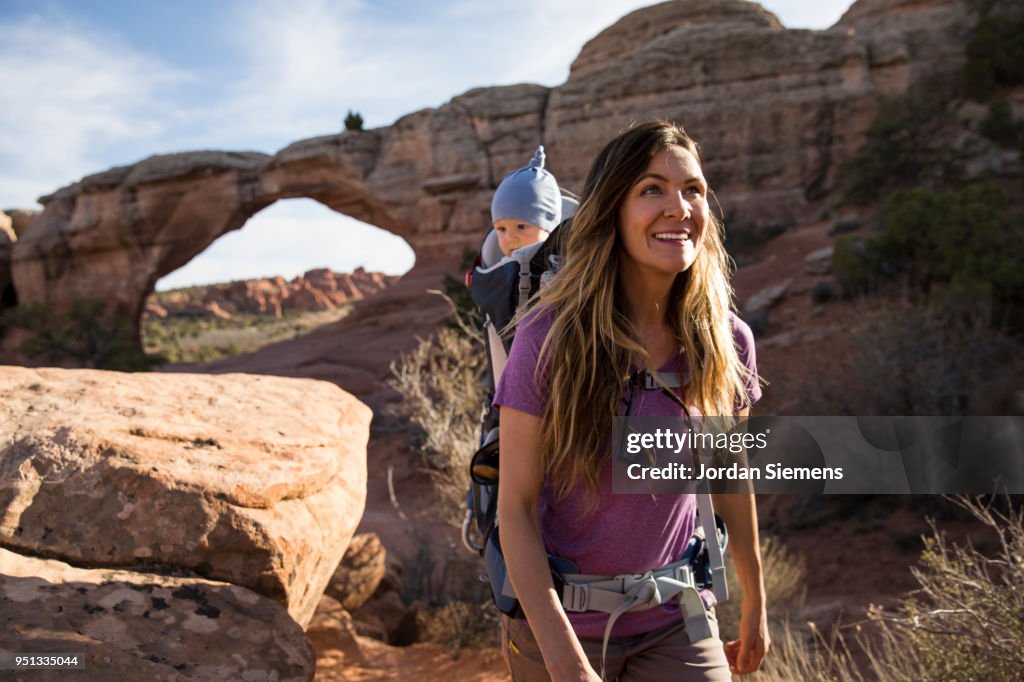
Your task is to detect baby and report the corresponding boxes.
[491,145,562,257]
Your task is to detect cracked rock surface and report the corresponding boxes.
[0,547,315,681]
[0,366,371,628]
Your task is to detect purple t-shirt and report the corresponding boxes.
[493,310,761,639]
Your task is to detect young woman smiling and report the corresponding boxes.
[494,120,769,681]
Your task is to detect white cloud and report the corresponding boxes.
[0,14,190,208]
[199,0,447,146]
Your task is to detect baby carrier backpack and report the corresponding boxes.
[460,195,730,658]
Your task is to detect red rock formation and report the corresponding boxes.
[1,208,39,239]
[3,0,981,361]
[146,267,400,320]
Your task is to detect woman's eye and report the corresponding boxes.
[640,185,662,195]
[687,186,705,197]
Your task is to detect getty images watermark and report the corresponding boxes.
[611,416,1024,495]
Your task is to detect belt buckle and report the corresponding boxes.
[625,571,661,611]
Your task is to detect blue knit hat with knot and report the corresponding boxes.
[491,146,562,231]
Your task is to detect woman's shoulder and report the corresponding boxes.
[516,305,556,344]
[728,311,755,349]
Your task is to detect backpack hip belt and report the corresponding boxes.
[559,557,714,638]
[501,554,714,681]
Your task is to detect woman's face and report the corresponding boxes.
[617,145,709,280]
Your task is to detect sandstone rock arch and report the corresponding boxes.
[4,0,972,358]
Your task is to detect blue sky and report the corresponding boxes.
[0,0,854,290]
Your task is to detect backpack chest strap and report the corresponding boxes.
[627,369,686,391]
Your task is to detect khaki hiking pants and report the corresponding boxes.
[500,610,731,682]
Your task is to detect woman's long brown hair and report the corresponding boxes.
[524,119,753,508]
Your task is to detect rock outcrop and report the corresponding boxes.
[147,267,400,320]
[327,532,387,612]
[0,366,371,628]
[1,208,39,239]
[0,214,15,312]
[5,0,976,361]
[0,548,315,680]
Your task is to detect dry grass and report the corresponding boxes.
[143,306,353,363]
[790,299,1022,416]
[854,496,1024,681]
[386,324,487,527]
[739,496,1024,681]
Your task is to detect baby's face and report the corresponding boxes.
[494,219,549,256]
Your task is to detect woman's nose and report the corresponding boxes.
[664,192,690,219]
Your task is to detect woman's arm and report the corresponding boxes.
[498,406,601,682]
[712,407,770,675]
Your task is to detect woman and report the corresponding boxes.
[494,120,769,681]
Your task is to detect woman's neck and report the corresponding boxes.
[620,266,678,369]
[621,268,674,330]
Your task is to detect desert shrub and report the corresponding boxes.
[724,221,792,262]
[831,235,893,297]
[397,530,491,608]
[793,299,1022,416]
[730,497,1024,681]
[386,324,487,525]
[396,528,498,649]
[810,281,835,304]
[964,7,1024,100]
[979,99,1021,146]
[2,299,161,370]
[440,249,483,334]
[831,184,1024,329]
[841,91,959,206]
[143,307,352,363]
[344,110,364,131]
[857,496,1024,681]
[415,600,500,651]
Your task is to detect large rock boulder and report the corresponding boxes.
[0,367,371,628]
[327,532,387,611]
[0,547,314,680]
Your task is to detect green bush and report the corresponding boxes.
[810,281,835,304]
[965,9,1024,100]
[841,92,957,206]
[344,110,364,132]
[832,184,1024,329]
[2,299,161,371]
[979,99,1021,145]
[831,234,891,297]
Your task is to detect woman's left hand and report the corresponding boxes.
[723,597,770,675]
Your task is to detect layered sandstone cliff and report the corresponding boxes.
[2,0,977,374]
